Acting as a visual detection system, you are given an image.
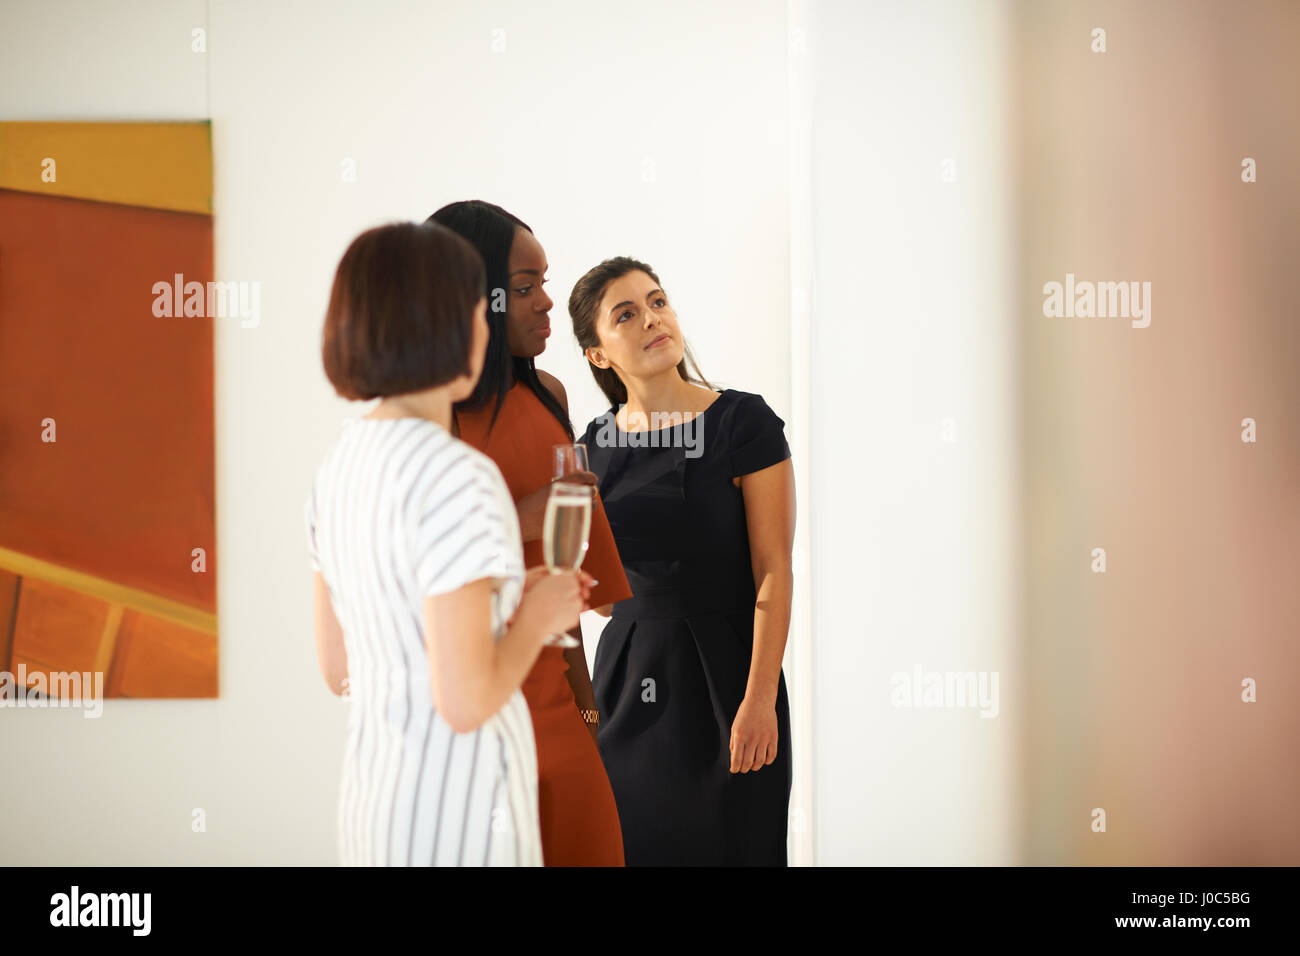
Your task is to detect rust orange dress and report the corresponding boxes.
[454,379,632,867]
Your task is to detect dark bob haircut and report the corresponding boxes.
[321,221,485,401]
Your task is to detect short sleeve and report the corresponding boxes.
[729,393,791,478]
[412,452,516,598]
[304,485,321,572]
[578,413,607,457]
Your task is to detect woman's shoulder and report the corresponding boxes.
[535,368,568,410]
[711,388,790,474]
[444,433,509,491]
[393,422,506,504]
[712,388,783,425]
[579,404,620,444]
[714,386,765,404]
[320,416,451,478]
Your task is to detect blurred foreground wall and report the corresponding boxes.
[1015,0,1300,864]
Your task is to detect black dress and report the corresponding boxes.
[580,388,793,866]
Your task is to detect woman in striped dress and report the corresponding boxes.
[305,222,590,865]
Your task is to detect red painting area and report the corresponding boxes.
[0,189,215,612]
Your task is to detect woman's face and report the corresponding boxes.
[585,269,684,383]
[454,296,490,401]
[504,227,554,358]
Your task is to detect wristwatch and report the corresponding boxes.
[580,708,600,726]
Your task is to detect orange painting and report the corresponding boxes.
[0,121,216,699]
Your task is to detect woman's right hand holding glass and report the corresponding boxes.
[514,567,584,643]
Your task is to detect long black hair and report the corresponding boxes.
[426,200,574,440]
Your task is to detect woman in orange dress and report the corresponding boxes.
[427,200,630,866]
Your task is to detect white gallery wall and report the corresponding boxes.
[0,0,795,864]
[798,0,1019,864]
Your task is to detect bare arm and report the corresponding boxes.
[561,625,601,742]
[729,458,795,773]
[423,572,583,734]
[314,573,350,695]
[741,458,795,703]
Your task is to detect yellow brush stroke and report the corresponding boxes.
[93,603,126,678]
[0,546,216,635]
[0,121,212,215]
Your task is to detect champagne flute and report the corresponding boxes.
[540,481,592,648]
[551,442,597,536]
[552,442,590,482]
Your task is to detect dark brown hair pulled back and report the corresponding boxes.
[567,256,712,407]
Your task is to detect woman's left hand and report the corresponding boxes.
[729,695,778,773]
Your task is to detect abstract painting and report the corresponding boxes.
[0,121,216,699]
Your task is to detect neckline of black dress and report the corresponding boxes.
[607,388,733,434]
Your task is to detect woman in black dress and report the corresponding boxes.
[568,256,795,866]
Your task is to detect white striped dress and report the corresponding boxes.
[305,416,542,866]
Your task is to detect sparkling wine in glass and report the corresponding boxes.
[540,481,592,648]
